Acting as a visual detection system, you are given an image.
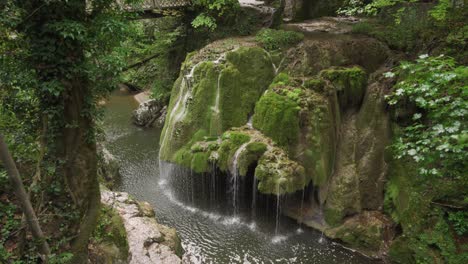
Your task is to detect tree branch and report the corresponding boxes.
[0,134,51,262]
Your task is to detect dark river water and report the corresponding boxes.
[103,89,378,264]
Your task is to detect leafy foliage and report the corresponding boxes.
[191,0,240,30]
[448,211,468,236]
[386,55,467,179]
[122,17,185,100]
[0,0,140,261]
[255,29,304,51]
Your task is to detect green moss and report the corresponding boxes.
[255,153,307,195]
[272,72,291,85]
[324,208,345,228]
[220,47,275,130]
[385,151,468,263]
[255,29,304,50]
[320,66,367,110]
[160,44,275,164]
[238,142,268,176]
[388,237,415,264]
[92,206,129,261]
[335,227,381,252]
[191,152,211,174]
[253,92,300,149]
[217,131,251,172]
[303,78,326,92]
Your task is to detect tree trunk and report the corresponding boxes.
[58,78,101,263]
[0,134,51,262]
[21,1,101,262]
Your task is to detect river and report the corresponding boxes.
[102,89,378,263]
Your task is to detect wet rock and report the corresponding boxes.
[239,0,277,27]
[324,72,391,226]
[138,201,155,218]
[284,34,390,75]
[132,99,166,128]
[97,145,121,189]
[283,0,346,21]
[325,211,394,258]
[285,16,361,34]
[101,190,184,263]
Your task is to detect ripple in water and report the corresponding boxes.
[103,91,382,264]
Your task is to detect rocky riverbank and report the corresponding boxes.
[100,190,184,264]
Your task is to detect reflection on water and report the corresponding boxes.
[103,90,379,263]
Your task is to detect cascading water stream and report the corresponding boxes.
[275,183,281,235]
[251,176,258,219]
[263,50,286,75]
[230,141,251,215]
[160,62,201,156]
[299,187,305,224]
[210,162,217,206]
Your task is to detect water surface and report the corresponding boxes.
[103,90,378,264]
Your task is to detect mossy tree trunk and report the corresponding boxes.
[20,0,100,262]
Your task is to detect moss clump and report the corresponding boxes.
[255,151,307,195]
[238,142,268,176]
[217,131,251,172]
[252,92,300,149]
[220,47,276,130]
[91,206,129,262]
[324,208,345,228]
[320,66,367,109]
[191,152,211,173]
[255,28,304,50]
[160,43,274,163]
[303,78,326,92]
[325,212,392,258]
[385,154,468,263]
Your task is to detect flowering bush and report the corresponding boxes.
[386,55,467,179]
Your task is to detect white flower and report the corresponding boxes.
[384,72,395,78]
[413,113,422,120]
[419,54,429,59]
[408,149,417,156]
[433,124,444,134]
[396,88,404,96]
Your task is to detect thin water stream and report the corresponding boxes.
[103,89,380,263]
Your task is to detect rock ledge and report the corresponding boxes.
[101,190,183,264]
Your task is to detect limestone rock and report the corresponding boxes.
[138,201,155,218]
[159,39,275,162]
[239,0,277,27]
[325,211,394,258]
[283,0,346,21]
[97,145,121,189]
[132,99,166,128]
[284,34,389,75]
[323,73,391,226]
[285,17,361,34]
[101,190,184,264]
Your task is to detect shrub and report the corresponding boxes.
[386,54,467,180]
[255,29,304,51]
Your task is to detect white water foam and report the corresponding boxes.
[271,235,288,244]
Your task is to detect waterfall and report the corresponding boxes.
[275,183,281,235]
[210,73,223,135]
[251,176,258,219]
[190,169,195,204]
[247,115,253,129]
[210,162,216,206]
[160,62,201,156]
[213,73,221,114]
[230,141,250,215]
[263,50,286,75]
[299,187,305,224]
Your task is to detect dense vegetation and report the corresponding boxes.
[1,0,466,263]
